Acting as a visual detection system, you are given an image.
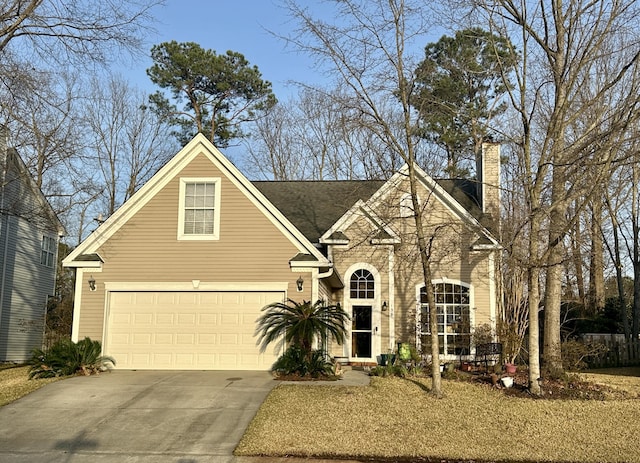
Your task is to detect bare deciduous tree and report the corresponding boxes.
[473,0,640,388]
[83,75,176,217]
[282,0,447,396]
[0,0,161,65]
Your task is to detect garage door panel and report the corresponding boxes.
[176,333,195,344]
[132,353,153,366]
[198,333,217,344]
[134,293,155,305]
[156,313,174,324]
[198,313,217,325]
[221,313,239,325]
[155,333,173,344]
[177,313,196,325]
[106,290,283,370]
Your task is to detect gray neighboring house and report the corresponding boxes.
[0,129,65,362]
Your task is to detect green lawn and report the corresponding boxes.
[236,370,640,463]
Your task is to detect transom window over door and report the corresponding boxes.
[419,282,471,356]
[350,269,375,299]
[178,178,221,240]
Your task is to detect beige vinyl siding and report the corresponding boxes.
[330,175,496,353]
[329,212,392,359]
[77,152,303,341]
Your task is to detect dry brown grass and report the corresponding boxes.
[236,372,640,462]
[0,365,61,407]
[577,367,640,396]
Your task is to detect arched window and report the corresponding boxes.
[350,269,375,299]
[419,282,471,355]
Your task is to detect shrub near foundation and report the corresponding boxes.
[28,337,115,378]
[272,346,335,378]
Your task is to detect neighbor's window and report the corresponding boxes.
[41,235,56,267]
[419,282,471,355]
[350,269,375,299]
[178,178,221,240]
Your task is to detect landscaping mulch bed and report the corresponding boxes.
[274,373,341,382]
[468,368,637,400]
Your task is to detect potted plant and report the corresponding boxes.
[505,362,517,375]
[380,349,396,366]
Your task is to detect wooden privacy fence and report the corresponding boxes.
[587,340,640,368]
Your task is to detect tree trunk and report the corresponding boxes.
[528,268,542,395]
[528,212,542,395]
[408,161,442,397]
[588,200,605,312]
[633,163,640,340]
[543,183,566,375]
[571,214,586,306]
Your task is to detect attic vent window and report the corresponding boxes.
[178,178,221,240]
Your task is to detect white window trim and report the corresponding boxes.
[40,235,56,268]
[415,279,475,360]
[344,263,382,361]
[177,177,221,241]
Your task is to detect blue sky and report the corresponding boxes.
[121,1,331,100]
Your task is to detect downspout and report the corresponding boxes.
[317,246,336,357]
[318,243,335,280]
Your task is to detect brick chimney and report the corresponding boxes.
[476,142,501,234]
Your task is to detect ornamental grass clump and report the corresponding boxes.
[28,337,115,379]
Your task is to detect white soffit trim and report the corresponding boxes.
[64,260,103,269]
[63,134,328,265]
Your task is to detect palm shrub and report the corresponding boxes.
[29,337,115,378]
[272,346,334,377]
[257,299,349,376]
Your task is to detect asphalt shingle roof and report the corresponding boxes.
[254,180,384,243]
[254,178,485,244]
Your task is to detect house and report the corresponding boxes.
[63,134,501,370]
[0,129,65,362]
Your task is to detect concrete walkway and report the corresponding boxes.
[0,369,371,463]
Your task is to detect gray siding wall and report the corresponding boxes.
[0,149,59,362]
[0,214,58,362]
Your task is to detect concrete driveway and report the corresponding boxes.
[0,370,277,463]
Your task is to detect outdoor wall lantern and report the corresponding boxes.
[88,276,96,291]
[296,275,304,292]
[382,301,388,311]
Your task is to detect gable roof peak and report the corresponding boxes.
[64,134,328,267]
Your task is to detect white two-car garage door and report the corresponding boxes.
[106,291,284,370]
